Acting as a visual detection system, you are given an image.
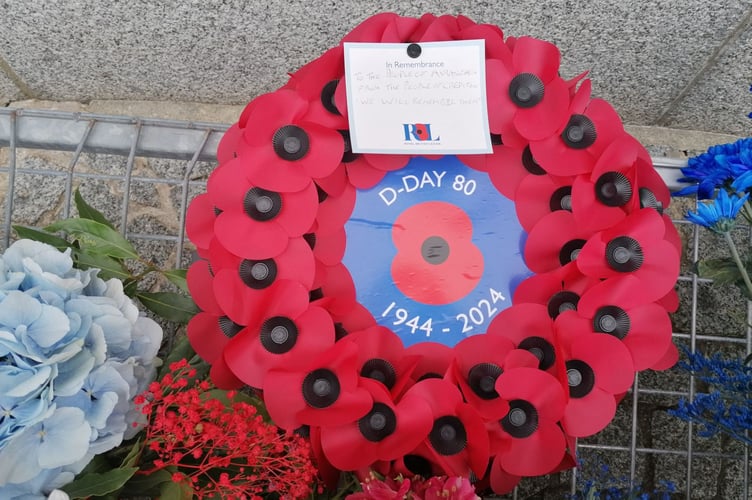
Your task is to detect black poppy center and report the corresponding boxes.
[243,187,282,221]
[593,305,631,339]
[320,79,341,115]
[302,368,340,408]
[467,363,502,400]
[566,359,596,398]
[509,73,545,108]
[550,186,573,212]
[360,358,397,389]
[239,258,278,289]
[522,145,546,175]
[338,130,359,163]
[358,402,397,442]
[639,187,664,214]
[606,236,644,272]
[404,455,432,477]
[218,316,244,339]
[501,400,539,438]
[273,125,310,161]
[562,114,597,149]
[547,291,580,319]
[518,336,556,370]
[259,316,298,354]
[595,172,633,207]
[429,416,467,455]
[421,236,450,265]
[559,239,586,266]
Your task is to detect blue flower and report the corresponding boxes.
[685,189,749,233]
[675,138,752,199]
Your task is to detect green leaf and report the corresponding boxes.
[74,188,116,229]
[123,278,140,298]
[45,218,138,260]
[120,438,143,469]
[61,467,138,499]
[159,477,194,500]
[162,268,190,293]
[158,335,196,380]
[12,225,71,250]
[76,454,113,475]
[696,257,752,298]
[72,248,131,280]
[120,469,173,497]
[136,291,199,324]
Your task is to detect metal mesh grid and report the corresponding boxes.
[1,107,749,499]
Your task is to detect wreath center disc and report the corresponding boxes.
[343,155,531,347]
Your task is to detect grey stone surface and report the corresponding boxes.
[661,20,752,136]
[0,68,22,104]
[0,1,750,134]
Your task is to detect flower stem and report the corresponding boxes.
[723,231,752,299]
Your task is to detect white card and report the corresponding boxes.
[343,40,492,155]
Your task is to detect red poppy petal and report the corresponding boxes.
[261,369,308,429]
[403,378,463,417]
[650,342,679,371]
[363,153,412,172]
[187,312,230,363]
[490,457,522,495]
[513,263,598,306]
[320,420,380,470]
[485,59,515,133]
[512,36,561,83]
[214,211,289,260]
[504,349,541,369]
[217,123,243,164]
[500,422,566,476]
[315,163,349,197]
[404,341,454,380]
[274,237,316,289]
[207,158,253,211]
[571,177,632,232]
[487,303,554,345]
[317,183,356,233]
[296,388,373,428]
[620,303,673,371]
[271,182,319,236]
[342,12,400,42]
[495,367,566,421]
[569,334,634,393]
[452,361,511,420]
[242,90,308,145]
[346,159,387,189]
[298,122,346,178]
[459,24,510,61]
[456,404,492,477]
[454,334,515,372]
[515,173,574,231]
[238,145,313,192]
[483,145,528,199]
[562,388,617,437]
[209,355,244,390]
[524,210,588,273]
[381,16,421,42]
[513,78,570,141]
[578,275,646,316]
[186,194,216,251]
[657,287,680,313]
[347,325,405,366]
[187,260,221,314]
[312,227,347,265]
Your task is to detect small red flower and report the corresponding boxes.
[512,262,600,317]
[450,334,538,419]
[571,136,669,232]
[207,157,318,259]
[236,89,344,191]
[556,276,674,371]
[221,279,336,388]
[490,367,567,476]
[524,210,596,273]
[485,37,570,143]
[262,341,372,430]
[320,379,433,470]
[402,378,490,478]
[576,209,680,303]
[515,172,575,231]
[555,330,634,437]
[530,87,627,177]
[392,201,483,305]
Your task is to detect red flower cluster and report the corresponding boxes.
[136,359,317,499]
[184,12,681,496]
[346,471,479,500]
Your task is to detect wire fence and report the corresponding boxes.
[1,107,748,499]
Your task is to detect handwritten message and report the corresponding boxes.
[343,40,491,154]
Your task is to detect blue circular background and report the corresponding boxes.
[343,155,532,347]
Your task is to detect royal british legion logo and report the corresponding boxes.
[403,123,441,142]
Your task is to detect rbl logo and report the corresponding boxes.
[403,123,440,142]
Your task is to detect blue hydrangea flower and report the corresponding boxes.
[0,240,163,498]
[685,189,749,233]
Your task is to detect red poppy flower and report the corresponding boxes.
[287,46,348,130]
[485,37,570,143]
[328,302,377,340]
[207,157,318,259]
[555,330,634,437]
[515,172,576,231]
[576,209,680,303]
[556,276,674,371]
[402,379,490,478]
[403,341,454,386]
[457,19,508,60]
[235,89,344,192]
[513,263,598,320]
[486,302,568,394]
[489,457,521,495]
[187,259,221,315]
[651,342,679,371]
[571,136,669,232]
[262,341,372,430]
[392,201,483,305]
[340,325,414,396]
[185,193,217,257]
[450,334,538,419]
[221,279,336,388]
[310,262,357,319]
[530,91,627,177]
[490,367,567,476]
[524,210,596,273]
[216,123,244,165]
[319,379,433,470]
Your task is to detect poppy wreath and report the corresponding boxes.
[185,12,680,495]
